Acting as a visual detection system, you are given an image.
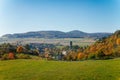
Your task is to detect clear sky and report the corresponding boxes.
[0,0,120,36]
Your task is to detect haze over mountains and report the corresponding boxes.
[1,30,112,39]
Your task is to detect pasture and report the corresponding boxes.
[0,38,95,46]
[0,58,120,80]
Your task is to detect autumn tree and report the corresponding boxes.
[65,51,77,61]
[116,38,120,45]
[16,46,24,53]
[8,52,15,59]
[77,52,85,60]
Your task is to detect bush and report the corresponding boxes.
[1,54,9,60]
[66,55,73,61]
[16,53,31,59]
[88,53,96,59]
[8,53,15,59]
[47,57,54,60]
[103,55,113,60]
[65,51,77,61]
[96,51,105,59]
[77,53,85,60]
[112,52,120,57]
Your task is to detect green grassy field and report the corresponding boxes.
[0,59,120,80]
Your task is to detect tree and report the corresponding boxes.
[77,52,85,60]
[116,38,120,45]
[0,43,16,53]
[24,44,30,50]
[8,52,15,59]
[16,46,24,53]
[66,51,77,61]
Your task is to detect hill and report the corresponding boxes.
[1,30,112,39]
[84,30,120,59]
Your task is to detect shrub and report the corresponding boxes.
[1,54,9,60]
[116,38,120,45]
[66,55,72,61]
[8,53,15,59]
[77,53,85,60]
[16,46,24,53]
[103,55,113,60]
[96,51,105,59]
[88,53,96,59]
[111,52,120,58]
[65,52,77,61]
[62,55,67,60]
[47,57,54,60]
[16,53,31,59]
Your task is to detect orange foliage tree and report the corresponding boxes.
[16,46,24,53]
[8,52,15,59]
[77,52,85,60]
[116,38,120,45]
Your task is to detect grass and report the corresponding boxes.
[0,59,120,80]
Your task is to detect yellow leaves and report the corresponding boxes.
[116,38,120,45]
[90,46,96,52]
[77,52,85,60]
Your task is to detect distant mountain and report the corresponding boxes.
[1,30,112,39]
[66,30,88,38]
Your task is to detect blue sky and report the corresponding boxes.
[0,0,120,36]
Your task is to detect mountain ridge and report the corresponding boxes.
[1,30,112,39]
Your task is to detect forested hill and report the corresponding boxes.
[84,30,120,59]
[1,30,112,39]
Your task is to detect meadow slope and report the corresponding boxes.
[0,59,120,80]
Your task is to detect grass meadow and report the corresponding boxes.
[0,58,120,80]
